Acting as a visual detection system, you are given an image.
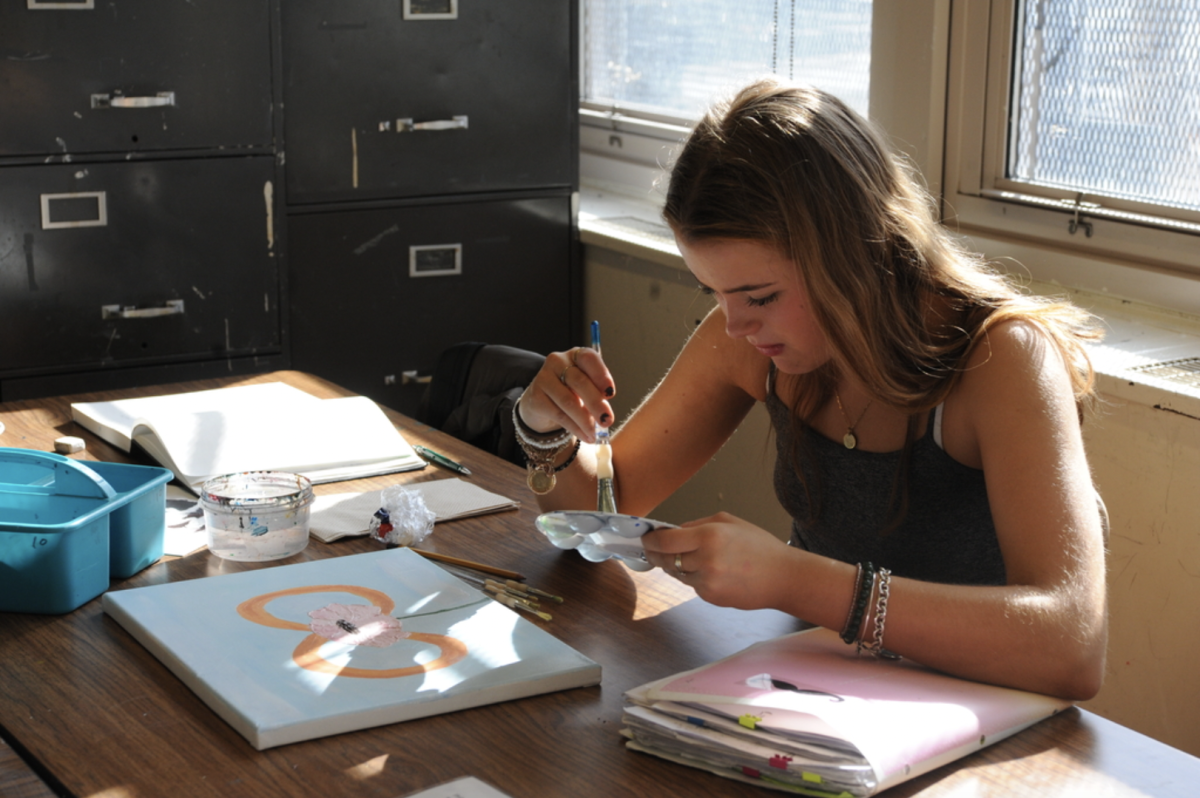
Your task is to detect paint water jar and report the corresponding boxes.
[199,472,314,561]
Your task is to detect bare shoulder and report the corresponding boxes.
[961,318,1072,393]
[943,318,1079,468]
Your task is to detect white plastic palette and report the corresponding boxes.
[534,511,677,571]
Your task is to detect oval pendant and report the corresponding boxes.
[528,469,555,495]
[843,432,857,450]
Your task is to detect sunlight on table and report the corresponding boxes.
[629,567,696,621]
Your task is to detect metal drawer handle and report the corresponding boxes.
[28,1,95,9]
[101,300,184,319]
[397,115,468,132]
[91,92,176,110]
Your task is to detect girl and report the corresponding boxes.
[514,79,1107,700]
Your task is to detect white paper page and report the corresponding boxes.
[72,383,319,451]
[138,395,421,488]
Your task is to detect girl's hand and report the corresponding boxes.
[641,512,794,610]
[516,347,615,444]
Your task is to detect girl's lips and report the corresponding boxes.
[754,343,785,357]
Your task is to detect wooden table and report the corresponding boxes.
[1,371,1197,798]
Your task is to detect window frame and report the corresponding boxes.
[579,2,950,205]
[580,0,1200,317]
[943,0,1200,307]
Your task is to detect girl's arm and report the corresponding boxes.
[643,320,1108,699]
[518,308,766,516]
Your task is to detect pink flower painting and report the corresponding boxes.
[308,603,410,648]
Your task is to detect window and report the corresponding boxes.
[580,1,874,187]
[945,0,1200,299]
[582,0,872,124]
[1010,2,1200,215]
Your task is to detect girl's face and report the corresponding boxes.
[677,237,831,375]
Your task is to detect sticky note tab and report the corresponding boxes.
[802,771,823,783]
[738,713,760,730]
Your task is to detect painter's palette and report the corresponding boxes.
[534,511,676,571]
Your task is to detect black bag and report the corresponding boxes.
[419,342,545,467]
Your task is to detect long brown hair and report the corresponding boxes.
[663,79,1100,527]
[664,78,1099,418]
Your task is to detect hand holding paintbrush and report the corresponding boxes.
[512,320,617,508]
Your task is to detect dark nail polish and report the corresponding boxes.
[605,386,614,397]
[600,413,611,425]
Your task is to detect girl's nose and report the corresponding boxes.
[723,304,758,339]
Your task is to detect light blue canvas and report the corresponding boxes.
[103,547,600,749]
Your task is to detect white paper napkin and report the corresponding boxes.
[309,478,519,543]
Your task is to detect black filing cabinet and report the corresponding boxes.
[0,0,579,408]
[0,0,282,400]
[289,196,573,413]
[284,0,580,416]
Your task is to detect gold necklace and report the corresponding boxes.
[833,390,873,450]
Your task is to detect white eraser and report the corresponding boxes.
[54,436,86,454]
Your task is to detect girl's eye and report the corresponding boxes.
[747,293,779,307]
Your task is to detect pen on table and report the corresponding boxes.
[413,444,471,476]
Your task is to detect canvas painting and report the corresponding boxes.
[103,548,601,749]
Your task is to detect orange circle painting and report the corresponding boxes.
[236,584,468,679]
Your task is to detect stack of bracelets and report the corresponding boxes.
[512,400,581,495]
[840,562,900,660]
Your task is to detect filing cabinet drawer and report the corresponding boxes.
[0,0,272,157]
[281,0,574,204]
[288,195,574,415]
[0,157,280,375]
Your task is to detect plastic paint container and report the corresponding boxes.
[199,471,313,561]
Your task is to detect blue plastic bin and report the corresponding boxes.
[0,448,172,614]
[82,460,173,578]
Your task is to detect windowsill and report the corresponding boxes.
[580,181,1200,419]
[578,181,682,270]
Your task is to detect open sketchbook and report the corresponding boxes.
[103,548,601,750]
[71,382,424,492]
[622,627,1070,797]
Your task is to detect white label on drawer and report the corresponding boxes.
[409,244,462,277]
[40,191,107,229]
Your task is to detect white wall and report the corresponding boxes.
[1079,386,1200,755]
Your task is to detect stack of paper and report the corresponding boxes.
[622,627,1070,796]
[71,382,425,492]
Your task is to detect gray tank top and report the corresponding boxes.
[766,374,1005,586]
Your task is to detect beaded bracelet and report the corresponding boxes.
[513,400,579,494]
[840,561,876,645]
[553,438,582,472]
[512,400,573,450]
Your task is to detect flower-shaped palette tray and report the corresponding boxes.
[534,511,677,571]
